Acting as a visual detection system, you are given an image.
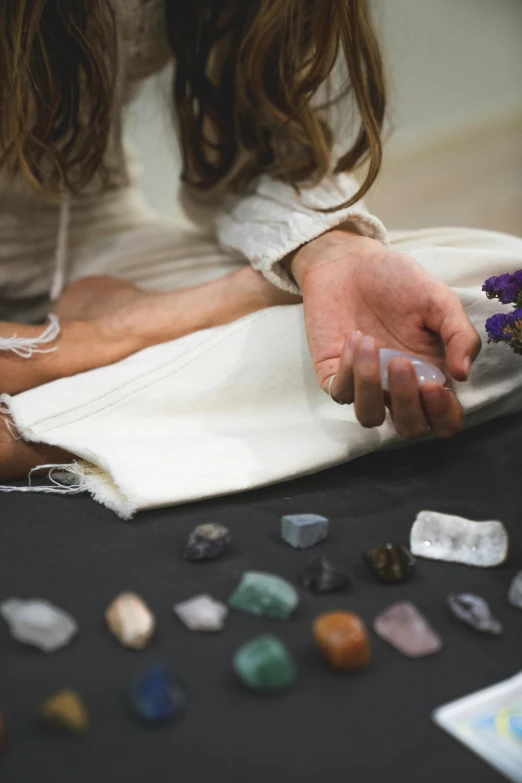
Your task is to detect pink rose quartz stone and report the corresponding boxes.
[373,600,443,658]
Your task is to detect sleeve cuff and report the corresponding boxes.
[216,172,389,294]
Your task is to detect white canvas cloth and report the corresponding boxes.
[2,224,522,519]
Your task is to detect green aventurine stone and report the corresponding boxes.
[234,635,297,691]
[229,572,299,619]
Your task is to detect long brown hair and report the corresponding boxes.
[0,0,385,207]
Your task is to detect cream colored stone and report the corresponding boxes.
[105,592,155,650]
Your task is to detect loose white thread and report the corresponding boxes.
[1,414,22,441]
[0,314,61,358]
[0,461,87,495]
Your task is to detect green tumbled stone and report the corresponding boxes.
[229,571,299,619]
[234,635,297,691]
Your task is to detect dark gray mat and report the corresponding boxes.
[1,413,521,783]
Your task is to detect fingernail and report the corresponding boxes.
[358,335,376,361]
[462,356,471,377]
[349,330,362,350]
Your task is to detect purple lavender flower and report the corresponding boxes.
[482,273,520,304]
[485,313,512,341]
[486,308,522,355]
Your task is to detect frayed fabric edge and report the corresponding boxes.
[0,315,61,358]
[0,394,137,521]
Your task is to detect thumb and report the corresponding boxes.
[429,292,482,381]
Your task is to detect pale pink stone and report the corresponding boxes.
[373,600,443,658]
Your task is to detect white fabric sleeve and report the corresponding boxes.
[180,168,389,295]
[215,172,389,294]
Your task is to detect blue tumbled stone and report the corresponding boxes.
[281,514,329,549]
[128,664,186,726]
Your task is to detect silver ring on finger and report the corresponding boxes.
[443,386,457,395]
[327,374,345,405]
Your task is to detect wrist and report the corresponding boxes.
[288,229,382,288]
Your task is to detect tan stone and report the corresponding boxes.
[105,592,155,650]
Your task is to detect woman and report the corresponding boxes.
[0,1,519,513]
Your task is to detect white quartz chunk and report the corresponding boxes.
[380,349,445,391]
[105,592,155,649]
[174,594,228,632]
[0,598,78,652]
[410,510,508,567]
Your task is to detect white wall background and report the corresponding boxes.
[127,0,522,230]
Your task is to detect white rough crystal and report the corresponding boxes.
[174,594,228,632]
[410,510,509,567]
[380,349,445,391]
[105,592,155,649]
[0,598,78,652]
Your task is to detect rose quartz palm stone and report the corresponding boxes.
[379,349,445,392]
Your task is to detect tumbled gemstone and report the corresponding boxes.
[174,594,228,632]
[105,592,155,650]
[128,665,186,726]
[234,635,297,691]
[313,611,371,670]
[508,571,522,610]
[299,555,351,593]
[373,601,442,657]
[229,571,299,619]
[410,510,508,567]
[364,543,414,583]
[447,593,503,635]
[281,514,329,549]
[380,349,445,391]
[39,690,89,735]
[0,598,78,653]
[183,523,231,561]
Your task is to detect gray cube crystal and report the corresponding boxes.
[281,514,329,549]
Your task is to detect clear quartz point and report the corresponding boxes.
[379,349,445,391]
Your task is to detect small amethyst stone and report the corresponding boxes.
[299,556,351,593]
[447,593,503,635]
[364,543,415,583]
[183,523,231,561]
[128,664,186,726]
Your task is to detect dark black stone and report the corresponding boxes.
[447,593,503,635]
[183,523,231,561]
[364,543,414,583]
[299,555,351,593]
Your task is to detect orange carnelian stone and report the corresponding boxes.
[313,611,371,670]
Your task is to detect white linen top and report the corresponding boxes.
[0,0,388,316]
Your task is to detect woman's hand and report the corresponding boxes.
[290,229,481,439]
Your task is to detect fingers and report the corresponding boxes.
[353,335,386,427]
[329,330,362,404]
[420,382,464,438]
[428,291,481,381]
[387,358,430,438]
